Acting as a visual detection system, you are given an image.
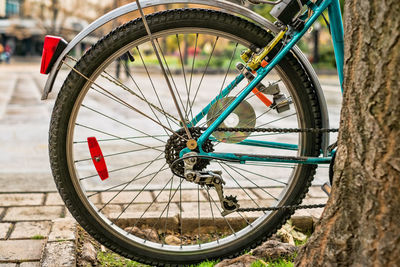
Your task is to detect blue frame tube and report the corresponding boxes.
[208,137,299,150]
[328,0,344,90]
[208,152,332,164]
[196,0,332,150]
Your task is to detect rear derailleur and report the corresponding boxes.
[183,152,239,216]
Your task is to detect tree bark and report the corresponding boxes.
[295,1,400,266]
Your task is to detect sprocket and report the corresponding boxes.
[165,128,214,177]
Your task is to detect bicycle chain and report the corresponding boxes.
[196,126,338,133]
[236,203,326,212]
[188,126,338,212]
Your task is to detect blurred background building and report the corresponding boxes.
[0,0,342,70]
[0,0,114,56]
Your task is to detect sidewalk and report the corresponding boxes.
[0,187,327,266]
[0,192,76,266]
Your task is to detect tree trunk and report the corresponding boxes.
[295,1,400,266]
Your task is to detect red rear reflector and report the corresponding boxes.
[40,35,68,74]
[87,137,109,180]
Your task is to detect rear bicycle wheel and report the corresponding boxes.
[49,9,322,265]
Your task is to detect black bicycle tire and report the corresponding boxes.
[49,8,322,266]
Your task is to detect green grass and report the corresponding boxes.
[31,235,45,240]
[188,260,219,267]
[97,251,150,267]
[250,260,267,267]
[268,259,294,267]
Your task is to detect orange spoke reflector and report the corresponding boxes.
[87,137,109,180]
[252,87,272,107]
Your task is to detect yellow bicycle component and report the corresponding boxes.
[186,139,198,150]
[240,48,253,63]
[245,28,287,70]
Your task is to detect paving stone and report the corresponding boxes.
[41,241,76,267]
[307,186,330,198]
[0,263,17,267]
[94,204,123,219]
[48,218,77,242]
[294,208,325,219]
[302,197,328,205]
[3,206,63,221]
[0,240,46,261]
[45,193,65,206]
[0,223,12,239]
[251,187,285,200]
[0,193,44,207]
[20,262,40,267]
[101,191,153,204]
[64,208,74,219]
[10,221,51,239]
[306,208,325,219]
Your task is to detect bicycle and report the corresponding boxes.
[40,0,343,265]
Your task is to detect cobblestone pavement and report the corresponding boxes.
[0,62,338,265]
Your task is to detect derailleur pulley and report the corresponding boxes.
[183,152,240,216]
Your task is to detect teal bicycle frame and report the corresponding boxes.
[182,0,344,165]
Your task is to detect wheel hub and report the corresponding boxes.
[165,128,214,177]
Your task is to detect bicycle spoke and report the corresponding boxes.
[155,38,188,119]
[218,42,239,100]
[115,162,168,222]
[206,191,236,236]
[86,166,170,199]
[102,68,181,128]
[257,112,297,128]
[197,184,201,246]
[62,60,181,138]
[75,123,164,152]
[188,36,219,114]
[176,34,190,122]
[223,163,280,200]
[146,176,183,238]
[205,187,220,244]
[98,152,165,212]
[128,175,175,234]
[224,163,289,185]
[74,145,165,163]
[136,46,175,131]
[218,163,265,212]
[80,157,164,181]
[74,136,166,144]
[81,104,167,144]
[187,33,199,121]
[67,55,180,129]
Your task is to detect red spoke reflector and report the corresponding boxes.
[40,35,68,74]
[87,137,109,180]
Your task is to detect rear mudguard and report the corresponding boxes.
[41,0,330,155]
